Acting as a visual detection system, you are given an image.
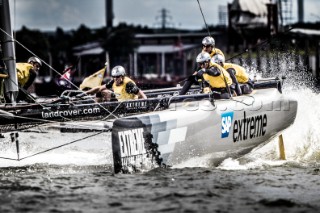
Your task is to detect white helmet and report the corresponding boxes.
[111,65,126,77]
[196,52,211,63]
[27,56,42,66]
[202,36,215,47]
[211,54,225,65]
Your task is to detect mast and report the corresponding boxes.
[0,0,18,104]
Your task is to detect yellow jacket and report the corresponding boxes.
[112,76,138,101]
[223,63,249,83]
[16,63,34,87]
[209,48,225,59]
[203,63,232,88]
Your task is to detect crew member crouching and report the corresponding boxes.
[212,54,254,95]
[83,65,147,102]
[180,52,233,99]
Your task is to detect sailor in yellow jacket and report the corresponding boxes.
[180,52,233,99]
[190,36,225,76]
[83,65,147,102]
[211,54,253,95]
[15,56,42,102]
[201,36,225,59]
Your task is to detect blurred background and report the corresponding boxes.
[1,0,320,95]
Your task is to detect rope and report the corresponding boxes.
[0,131,106,161]
[231,94,256,106]
[0,27,119,120]
[196,0,211,37]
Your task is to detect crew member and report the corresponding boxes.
[212,54,253,95]
[16,56,42,102]
[82,65,147,102]
[188,36,225,78]
[201,36,225,59]
[180,52,233,99]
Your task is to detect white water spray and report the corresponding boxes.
[219,54,320,170]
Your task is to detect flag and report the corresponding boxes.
[80,67,106,90]
[56,65,76,90]
[60,66,73,81]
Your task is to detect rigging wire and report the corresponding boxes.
[0,24,117,117]
[195,1,296,67]
[226,27,295,63]
[0,0,295,161]
[1,76,98,124]
[0,0,118,128]
[0,131,106,161]
[194,1,298,99]
[0,27,120,122]
[19,131,106,161]
[196,0,232,97]
[196,0,211,37]
[0,27,79,89]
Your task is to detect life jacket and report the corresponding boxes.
[203,63,232,88]
[223,63,249,84]
[112,76,138,101]
[200,48,224,61]
[16,63,33,87]
[209,48,225,59]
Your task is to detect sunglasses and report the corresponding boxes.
[203,45,212,48]
[113,76,121,79]
[198,61,209,66]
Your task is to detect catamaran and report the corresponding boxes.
[0,0,298,173]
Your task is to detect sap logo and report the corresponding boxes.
[221,112,234,138]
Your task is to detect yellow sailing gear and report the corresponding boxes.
[201,48,224,60]
[223,63,249,84]
[209,48,225,59]
[203,63,232,88]
[16,63,33,87]
[112,76,138,101]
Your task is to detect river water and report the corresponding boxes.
[0,79,320,212]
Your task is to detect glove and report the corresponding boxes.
[247,79,254,88]
[196,69,205,78]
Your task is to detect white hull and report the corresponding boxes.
[111,88,298,173]
[0,86,297,170]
